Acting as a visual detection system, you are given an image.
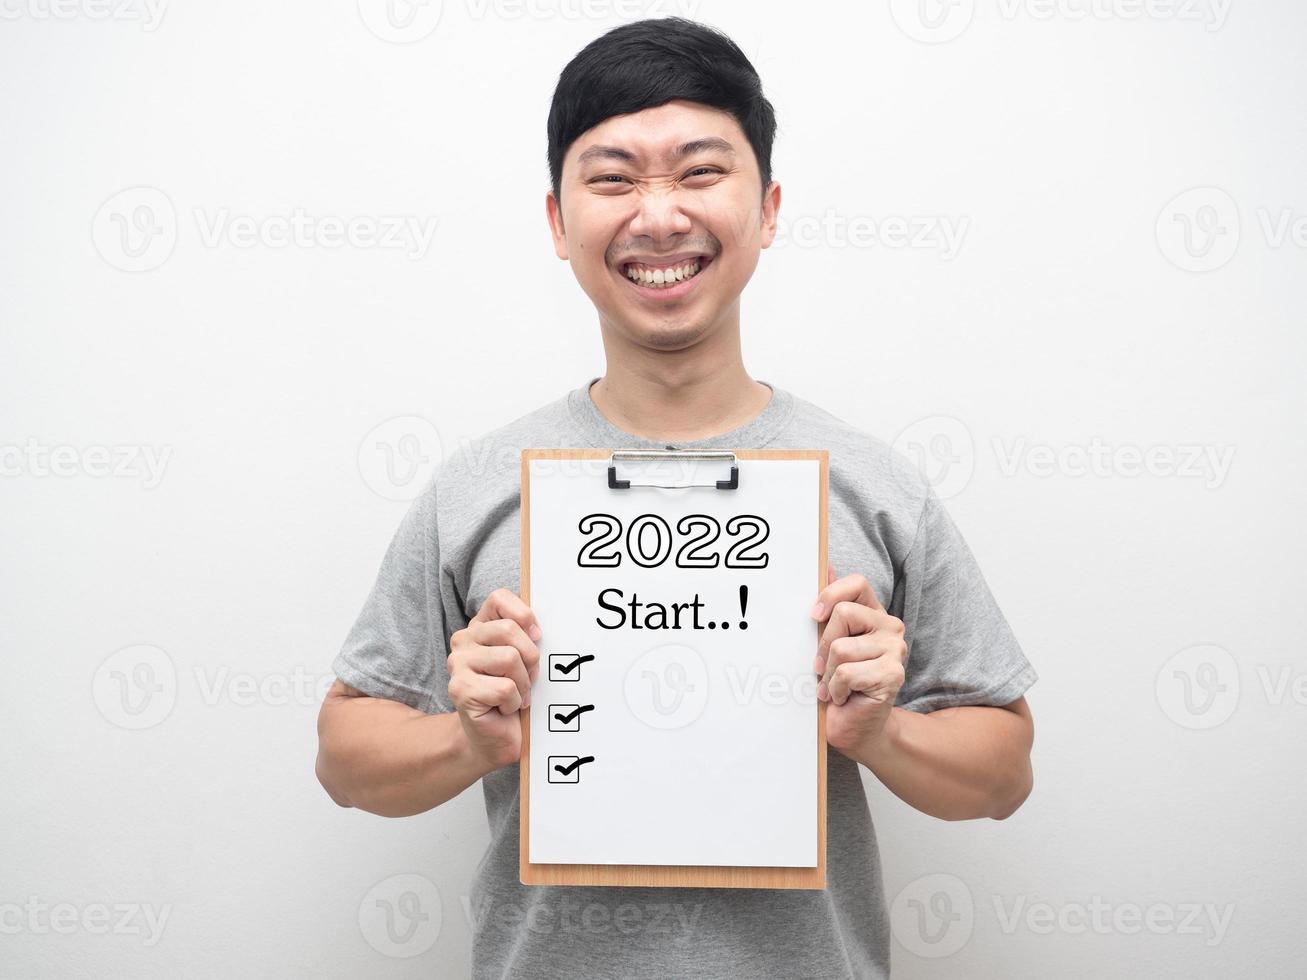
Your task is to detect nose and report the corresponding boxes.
[627,186,693,242]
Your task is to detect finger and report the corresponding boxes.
[458,643,532,707]
[467,618,541,682]
[451,673,524,717]
[472,588,543,642]
[811,573,883,621]
[827,562,837,586]
[825,657,904,707]
[816,600,884,666]
[818,628,904,690]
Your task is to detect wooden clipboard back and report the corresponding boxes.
[518,448,828,890]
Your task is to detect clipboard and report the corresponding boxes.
[518,447,828,889]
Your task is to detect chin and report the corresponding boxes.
[630,319,711,351]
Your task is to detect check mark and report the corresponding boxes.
[553,704,595,725]
[553,755,595,777]
[553,654,595,676]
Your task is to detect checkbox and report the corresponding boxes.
[548,653,595,681]
[548,703,594,732]
[547,755,595,784]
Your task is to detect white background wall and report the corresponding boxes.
[2,1,1302,976]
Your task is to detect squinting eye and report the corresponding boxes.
[593,175,627,184]
[687,167,720,178]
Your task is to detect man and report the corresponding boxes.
[316,17,1036,979]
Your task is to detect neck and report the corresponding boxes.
[590,311,772,443]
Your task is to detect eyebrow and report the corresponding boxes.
[575,136,737,167]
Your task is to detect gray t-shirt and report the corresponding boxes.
[333,377,1037,979]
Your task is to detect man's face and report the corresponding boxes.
[547,99,780,351]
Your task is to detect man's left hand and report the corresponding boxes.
[812,564,908,757]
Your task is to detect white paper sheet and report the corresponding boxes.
[526,454,820,867]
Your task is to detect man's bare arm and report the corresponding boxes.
[315,680,499,818]
[850,696,1034,821]
[316,587,542,818]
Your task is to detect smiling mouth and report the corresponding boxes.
[619,254,713,290]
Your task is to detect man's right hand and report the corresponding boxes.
[448,588,542,772]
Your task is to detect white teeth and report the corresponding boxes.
[624,259,703,288]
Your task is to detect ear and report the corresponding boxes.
[759,180,782,250]
[545,190,569,261]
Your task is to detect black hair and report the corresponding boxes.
[547,17,777,204]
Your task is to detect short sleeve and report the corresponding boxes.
[891,490,1037,713]
[331,482,456,714]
